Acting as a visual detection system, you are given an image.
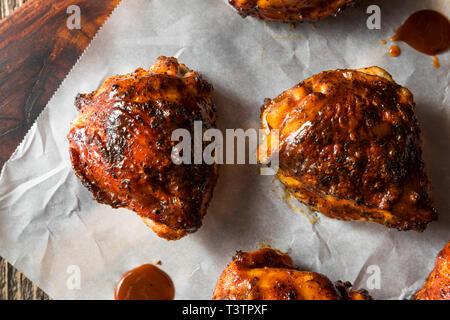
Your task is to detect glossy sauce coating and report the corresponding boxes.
[67,57,218,240]
[114,264,175,300]
[229,0,356,22]
[391,10,450,56]
[213,249,372,300]
[414,241,450,300]
[258,67,437,231]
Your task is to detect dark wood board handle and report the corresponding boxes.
[0,0,122,299]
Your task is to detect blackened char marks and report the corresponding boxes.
[67,56,218,240]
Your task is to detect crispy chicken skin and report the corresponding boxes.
[68,56,218,240]
[213,249,371,300]
[258,67,437,231]
[414,241,450,300]
[229,0,356,22]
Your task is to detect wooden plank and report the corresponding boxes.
[0,259,7,299]
[6,263,19,300]
[0,0,26,17]
[19,273,36,300]
[0,0,122,167]
[0,0,49,301]
[0,0,122,300]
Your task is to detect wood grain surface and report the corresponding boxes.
[0,0,122,300]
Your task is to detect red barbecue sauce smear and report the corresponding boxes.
[114,264,175,300]
[391,9,450,60]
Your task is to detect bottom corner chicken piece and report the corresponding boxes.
[67,56,218,240]
[258,66,437,231]
[413,241,450,300]
[228,0,357,22]
[213,248,372,300]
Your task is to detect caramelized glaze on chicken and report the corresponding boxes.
[258,67,437,231]
[213,248,371,300]
[414,241,450,300]
[229,0,356,22]
[68,57,218,240]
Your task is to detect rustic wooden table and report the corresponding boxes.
[0,0,121,300]
[0,0,50,300]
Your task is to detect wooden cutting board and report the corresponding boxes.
[0,0,122,300]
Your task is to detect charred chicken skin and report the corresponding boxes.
[229,0,356,22]
[258,67,437,231]
[414,241,450,300]
[68,56,218,240]
[213,248,371,300]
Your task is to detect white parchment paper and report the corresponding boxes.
[0,0,449,300]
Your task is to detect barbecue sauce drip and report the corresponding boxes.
[389,45,401,57]
[391,10,450,56]
[433,56,440,68]
[114,264,175,300]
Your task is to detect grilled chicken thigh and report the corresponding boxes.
[414,241,450,300]
[213,248,371,300]
[68,56,218,240]
[229,0,356,22]
[258,67,437,231]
